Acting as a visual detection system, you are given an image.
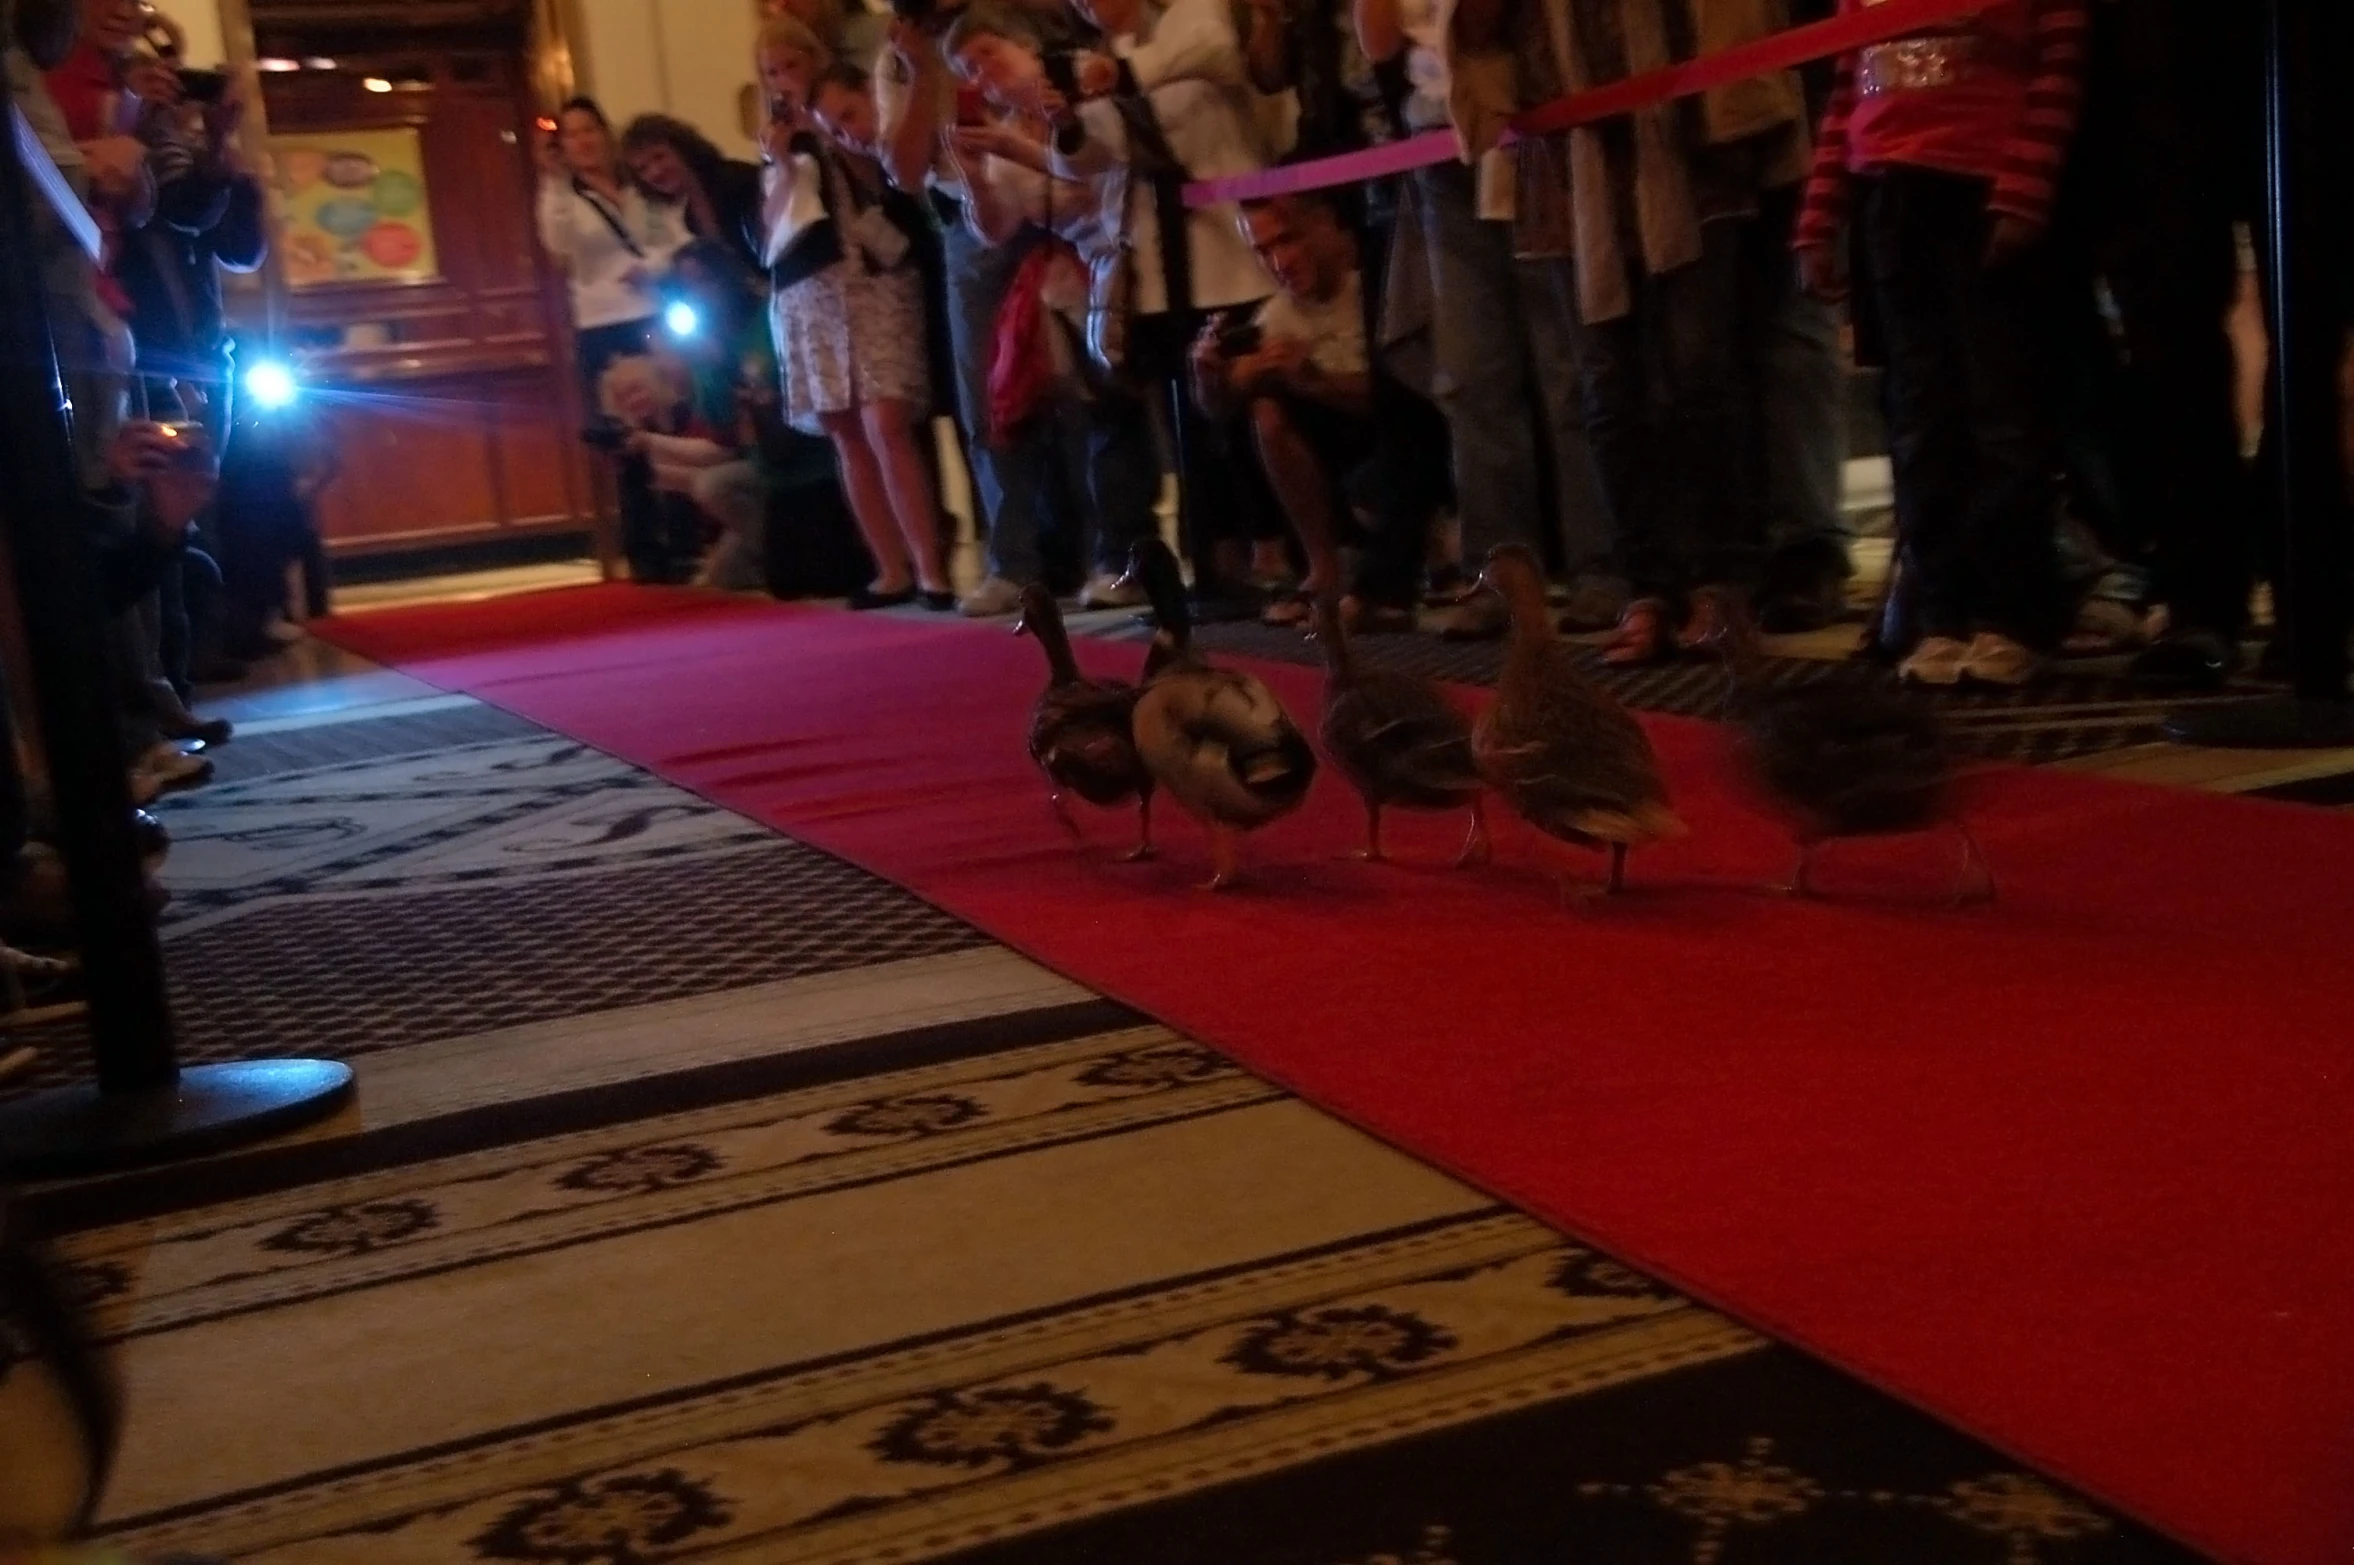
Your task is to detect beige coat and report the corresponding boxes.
[1444,0,1809,321]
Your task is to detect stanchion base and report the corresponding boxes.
[0,1059,356,1180]
[2164,695,2354,750]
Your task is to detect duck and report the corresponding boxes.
[1688,586,1990,902]
[1015,584,1154,859]
[1121,538,1318,890]
[1472,544,1685,894]
[1311,592,1487,865]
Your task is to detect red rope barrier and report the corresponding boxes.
[1183,0,1990,207]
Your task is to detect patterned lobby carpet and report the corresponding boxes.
[9,661,2199,1564]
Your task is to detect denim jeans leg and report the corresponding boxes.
[1655,219,1762,589]
[940,223,1044,584]
[1752,187,1850,557]
[1515,255,1617,582]
[1865,173,1980,641]
[1416,162,1545,567]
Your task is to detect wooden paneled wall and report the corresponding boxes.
[259,52,607,563]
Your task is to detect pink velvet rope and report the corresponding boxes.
[1182,0,1991,208]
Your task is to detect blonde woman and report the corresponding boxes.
[757,15,950,608]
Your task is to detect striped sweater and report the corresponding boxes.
[1795,0,2090,250]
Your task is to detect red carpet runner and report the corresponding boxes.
[322,586,2354,1565]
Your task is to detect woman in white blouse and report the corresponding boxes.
[1035,0,1279,608]
[536,96,691,579]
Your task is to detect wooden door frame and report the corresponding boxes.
[215,0,624,578]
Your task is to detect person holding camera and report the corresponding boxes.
[940,4,1160,598]
[876,0,1095,617]
[759,18,953,609]
[1034,0,1279,612]
[537,95,691,582]
[1189,190,1423,630]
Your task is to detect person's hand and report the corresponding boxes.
[123,57,183,110]
[1985,213,2042,269]
[1795,243,1845,303]
[759,116,794,165]
[106,421,177,488]
[889,17,935,70]
[1074,50,1120,97]
[623,429,652,456]
[951,120,1039,162]
[206,72,250,146]
[1237,335,1310,392]
[147,460,215,538]
[81,135,148,199]
[1190,318,1228,370]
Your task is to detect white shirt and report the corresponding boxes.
[1050,0,1274,315]
[536,176,688,330]
[970,149,1120,262]
[1254,271,1367,378]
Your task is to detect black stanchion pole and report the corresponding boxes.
[2167,0,2353,747]
[0,90,353,1177]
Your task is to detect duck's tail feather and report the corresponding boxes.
[1567,802,1689,845]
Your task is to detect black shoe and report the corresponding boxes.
[921,590,957,613]
[846,584,917,611]
[2130,630,2238,690]
[132,809,171,864]
[164,716,234,748]
[1753,540,1854,634]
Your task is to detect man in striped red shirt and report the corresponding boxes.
[1795,0,2090,689]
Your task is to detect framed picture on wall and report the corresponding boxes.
[271,126,442,289]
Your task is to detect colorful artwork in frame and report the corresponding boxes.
[272,127,441,288]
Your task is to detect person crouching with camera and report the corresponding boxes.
[1190,190,1416,633]
[537,95,691,582]
[758,15,954,611]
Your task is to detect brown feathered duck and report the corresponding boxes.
[1472,544,1686,894]
[1689,586,1992,902]
[1015,584,1155,859]
[1120,538,1318,890]
[1311,592,1488,865]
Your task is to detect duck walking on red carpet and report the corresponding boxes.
[1472,546,1685,895]
[1691,587,1993,903]
[1015,585,1155,860]
[1312,593,1488,866]
[1122,540,1318,890]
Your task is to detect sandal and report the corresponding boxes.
[1260,591,1315,629]
[1600,598,1675,668]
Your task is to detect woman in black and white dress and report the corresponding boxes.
[536,96,691,580]
[758,15,951,608]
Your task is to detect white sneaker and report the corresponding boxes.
[138,743,215,795]
[959,575,1026,618]
[1961,631,2045,688]
[1078,573,1146,611]
[1898,635,1970,687]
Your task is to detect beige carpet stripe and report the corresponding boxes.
[68,1031,1271,1339]
[98,1100,1489,1526]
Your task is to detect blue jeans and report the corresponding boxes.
[938,220,1052,583]
[1571,218,1757,601]
[1864,170,2063,645]
[1750,186,1849,556]
[1414,161,1614,581]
